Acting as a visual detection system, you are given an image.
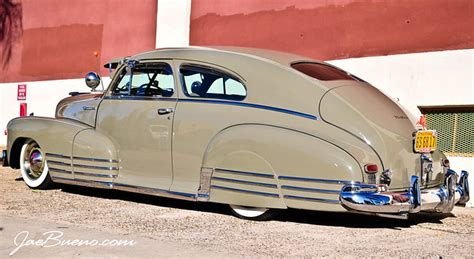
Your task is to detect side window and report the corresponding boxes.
[111,63,175,97]
[180,65,246,101]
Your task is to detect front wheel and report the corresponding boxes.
[19,140,54,189]
[229,205,281,221]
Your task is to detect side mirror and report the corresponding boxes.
[85,72,101,91]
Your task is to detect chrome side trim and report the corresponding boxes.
[178,99,318,120]
[73,156,119,163]
[281,185,340,194]
[212,176,278,188]
[113,183,196,201]
[73,164,119,171]
[283,195,340,204]
[278,175,357,185]
[47,160,71,166]
[211,185,279,198]
[45,153,71,159]
[214,168,275,179]
[49,167,73,175]
[74,171,117,178]
[50,177,196,201]
[51,176,113,189]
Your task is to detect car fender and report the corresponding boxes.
[6,117,91,168]
[202,124,363,211]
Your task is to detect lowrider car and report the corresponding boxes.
[1,47,469,220]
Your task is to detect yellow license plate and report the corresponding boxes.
[414,130,437,153]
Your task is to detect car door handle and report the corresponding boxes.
[157,108,174,115]
[82,106,96,111]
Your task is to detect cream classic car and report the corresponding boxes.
[1,47,469,220]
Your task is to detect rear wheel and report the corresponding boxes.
[229,205,281,221]
[19,140,54,189]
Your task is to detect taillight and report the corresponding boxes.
[364,164,378,174]
[441,158,450,168]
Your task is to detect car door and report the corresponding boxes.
[95,60,177,189]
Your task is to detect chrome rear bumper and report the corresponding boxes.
[0,150,7,167]
[340,169,469,219]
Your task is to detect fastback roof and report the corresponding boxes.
[130,46,320,67]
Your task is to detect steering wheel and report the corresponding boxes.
[136,83,149,96]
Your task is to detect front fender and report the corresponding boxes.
[6,117,91,167]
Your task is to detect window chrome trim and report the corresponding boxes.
[212,176,278,189]
[214,168,275,179]
[278,175,357,185]
[211,185,279,198]
[281,185,340,194]
[283,195,341,204]
[103,96,177,101]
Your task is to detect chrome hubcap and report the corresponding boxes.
[23,144,44,180]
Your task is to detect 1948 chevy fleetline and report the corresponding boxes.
[1,47,469,220]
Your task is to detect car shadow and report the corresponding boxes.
[58,184,454,229]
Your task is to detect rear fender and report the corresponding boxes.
[202,124,363,211]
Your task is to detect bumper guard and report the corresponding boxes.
[340,169,469,219]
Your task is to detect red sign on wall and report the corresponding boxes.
[17,84,27,101]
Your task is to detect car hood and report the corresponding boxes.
[319,82,443,189]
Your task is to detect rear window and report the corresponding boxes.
[292,62,356,81]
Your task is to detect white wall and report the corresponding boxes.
[155,0,192,48]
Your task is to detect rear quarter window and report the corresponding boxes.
[180,65,247,101]
[292,62,357,81]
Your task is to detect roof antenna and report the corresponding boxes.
[94,51,105,91]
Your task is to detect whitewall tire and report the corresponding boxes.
[229,205,280,220]
[19,140,54,189]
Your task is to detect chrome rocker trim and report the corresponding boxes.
[339,169,469,219]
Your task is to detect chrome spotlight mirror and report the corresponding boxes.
[85,72,101,90]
